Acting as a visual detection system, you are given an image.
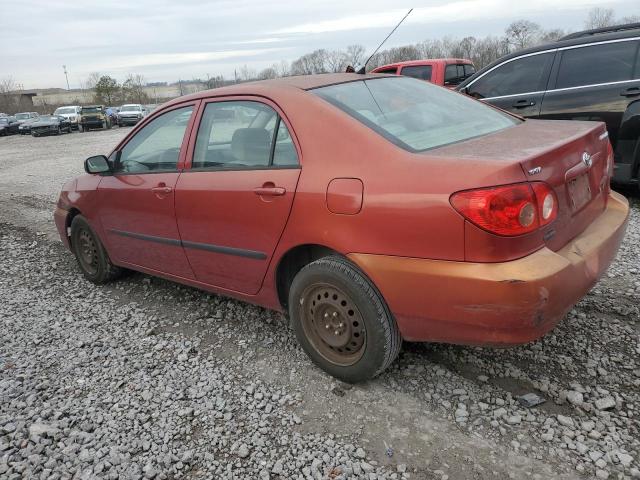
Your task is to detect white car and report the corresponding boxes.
[53,106,81,130]
[118,104,147,126]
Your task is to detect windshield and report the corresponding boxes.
[0,118,8,124]
[15,113,30,120]
[55,107,76,114]
[82,107,101,113]
[312,77,519,152]
[121,105,141,112]
[39,115,54,120]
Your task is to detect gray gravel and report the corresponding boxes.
[1,131,639,479]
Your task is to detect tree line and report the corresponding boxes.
[1,7,638,114]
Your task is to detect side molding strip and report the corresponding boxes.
[109,229,267,260]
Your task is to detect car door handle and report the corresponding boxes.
[512,99,536,108]
[620,87,640,97]
[151,185,173,194]
[254,186,286,196]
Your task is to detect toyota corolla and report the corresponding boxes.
[54,74,629,383]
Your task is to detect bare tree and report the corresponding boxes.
[472,36,505,68]
[344,44,366,68]
[257,66,278,80]
[458,37,477,60]
[621,15,640,24]
[505,20,541,50]
[238,65,256,82]
[0,76,19,113]
[538,28,566,43]
[291,50,329,75]
[275,60,290,77]
[325,50,347,73]
[121,74,150,104]
[585,8,615,29]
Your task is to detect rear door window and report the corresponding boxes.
[555,40,639,89]
[400,65,433,81]
[192,101,298,169]
[467,52,555,98]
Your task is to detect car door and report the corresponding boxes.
[464,51,556,117]
[175,98,301,294]
[539,38,640,149]
[97,103,197,278]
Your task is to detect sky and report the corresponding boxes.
[1,0,639,89]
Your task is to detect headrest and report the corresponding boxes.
[231,128,271,165]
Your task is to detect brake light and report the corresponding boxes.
[450,182,557,236]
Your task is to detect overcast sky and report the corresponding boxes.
[1,0,638,89]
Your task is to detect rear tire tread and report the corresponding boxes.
[290,256,402,382]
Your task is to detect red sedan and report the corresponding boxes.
[55,73,629,382]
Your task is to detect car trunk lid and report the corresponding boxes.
[425,119,611,258]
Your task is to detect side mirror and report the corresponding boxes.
[85,155,111,174]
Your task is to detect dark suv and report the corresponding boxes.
[457,23,640,188]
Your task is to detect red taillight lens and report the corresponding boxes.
[450,182,557,236]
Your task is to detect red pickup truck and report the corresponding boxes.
[371,58,476,88]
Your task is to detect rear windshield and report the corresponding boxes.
[82,107,101,113]
[312,77,519,152]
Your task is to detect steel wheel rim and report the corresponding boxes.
[300,283,366,366]
[78,229,98,275]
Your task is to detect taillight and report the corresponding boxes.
[450,182,557,236]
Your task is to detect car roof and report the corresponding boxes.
[162,73,386,107]
[458,26,640,89]
[373,59,472,70]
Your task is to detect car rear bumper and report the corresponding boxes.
[348,191,629,345]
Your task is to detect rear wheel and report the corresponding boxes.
[288,256,402,383]
[70,215,124,284]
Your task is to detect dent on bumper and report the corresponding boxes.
[348,191,630,346]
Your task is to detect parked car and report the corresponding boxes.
[54,106,81,130]
[118,104,147,126]
[106,106,120,126]
[30,115,72,136]
[0,116,20,135]
[55,74,629,382]
[14,112,39,124]
[372,58,475,88]
[457,23,640,188]
[80,105,111,131]
[18,117,41,135]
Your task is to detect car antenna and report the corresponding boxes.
[356,8,413,74]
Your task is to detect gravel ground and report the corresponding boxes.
[0,131,639,480]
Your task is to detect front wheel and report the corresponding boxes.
[70,215,124,284]
[288,256,402,383]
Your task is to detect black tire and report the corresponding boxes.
[70,215,123,284]
[288,256,402,383]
